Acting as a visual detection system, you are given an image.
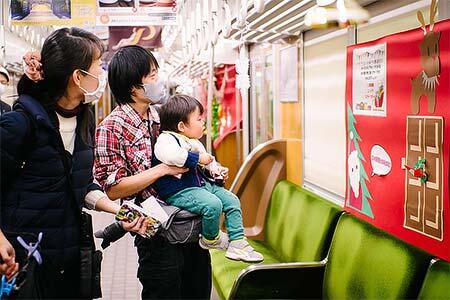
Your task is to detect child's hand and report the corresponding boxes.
[218,166,229,180]
[199,153,214,165]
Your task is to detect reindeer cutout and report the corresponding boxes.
[411,0,441,114]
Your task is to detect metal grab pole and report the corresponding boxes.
[235,83,241,167]
[0,1,6,65]
[241,45,249,158]
[206,42,215,153]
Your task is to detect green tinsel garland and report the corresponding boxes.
[211,96,220,141]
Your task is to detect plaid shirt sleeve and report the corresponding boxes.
[94,125,128,193]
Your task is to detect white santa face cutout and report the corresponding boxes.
[348,150,360,198]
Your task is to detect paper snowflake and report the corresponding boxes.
[235,48,250,92]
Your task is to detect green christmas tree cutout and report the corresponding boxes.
[347,104,374,218]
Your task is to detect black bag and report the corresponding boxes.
[95,203,202,249]
[158,201,202,244]
[79,211,103,299]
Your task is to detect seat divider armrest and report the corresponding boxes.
[230,260,327,299]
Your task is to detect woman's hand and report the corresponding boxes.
[122,217,149,237]
[160,164,188,176]
[0,235,19,280]
[95,195,121,214]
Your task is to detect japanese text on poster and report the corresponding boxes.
[96,0,177,26]
[352,43,387,117]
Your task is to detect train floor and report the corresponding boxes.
[91,210,142,300]
[91,210,220,300]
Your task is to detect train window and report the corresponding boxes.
[250,56,262,148]
[250,46,275,149]
[265,54,275,142]
[303,33,347,202]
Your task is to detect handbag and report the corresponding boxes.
[158,201,202,244]
[95,202,202,248]
[79,211,102,299]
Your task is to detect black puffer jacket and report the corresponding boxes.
[0,95,100,271]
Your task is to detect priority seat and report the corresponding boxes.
[210,180,342,299]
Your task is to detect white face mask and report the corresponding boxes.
[79,69,107,104]
[0,84,5,96]
[142,79,169,105]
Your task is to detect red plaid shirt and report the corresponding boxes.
[94,103,160,201]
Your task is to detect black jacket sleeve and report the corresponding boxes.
[0,111,30,192]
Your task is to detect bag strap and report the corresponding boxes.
[167,132,182,147]
[15,108,36,163]
[52,118,82,220]
[54,120,96,248]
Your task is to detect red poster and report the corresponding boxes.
[345,16,450,261]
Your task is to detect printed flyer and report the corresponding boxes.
[352,43,387,117]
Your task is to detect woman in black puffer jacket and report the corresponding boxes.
[0,27,121,299]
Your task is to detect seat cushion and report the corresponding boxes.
[419,260,450,299]
[324,214,432,299]
[265,181,342,262]
[211,240,280,300]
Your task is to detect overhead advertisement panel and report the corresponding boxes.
[104,26,162,61]
[96,0,177,26]
[10,0,96,26]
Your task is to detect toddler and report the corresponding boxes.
[153,94,263,263]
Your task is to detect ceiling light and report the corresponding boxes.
[305,0,369,28]
[254,0,265,13]
[317,0,335,6]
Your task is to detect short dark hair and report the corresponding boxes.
[160,94,204,132]
[108,45,159,105]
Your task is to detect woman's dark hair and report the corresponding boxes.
[17,27,104,145]
[160,94,204,132]
[108,45,159,105]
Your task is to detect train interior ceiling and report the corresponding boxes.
[1,0,450,299]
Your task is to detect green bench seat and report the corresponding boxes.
[230,213,434,299]
[419,259,450,300]
[211,180,342,299]
[322,213,432,299]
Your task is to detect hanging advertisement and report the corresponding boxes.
[109,26,162,50]
[106,26,162,60]
[352,43,387,117]
[345,15,450,261]
[10,0,96,26]
[96,0,177,26]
